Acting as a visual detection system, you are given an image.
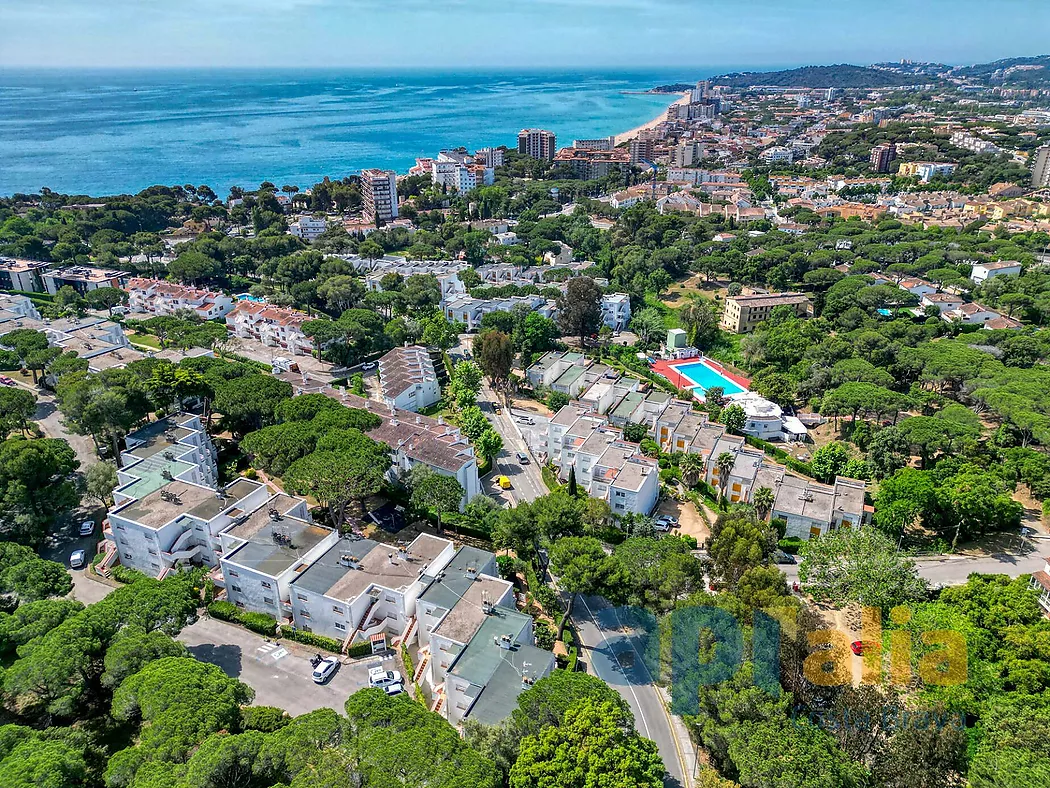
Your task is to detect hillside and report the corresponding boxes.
[952,54,1050,87]
[710,64,926,89]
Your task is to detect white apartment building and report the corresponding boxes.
[126,278,236,320]
[950,131,1000,155]
[0,258,50,292]
[602,293,632,331]
[225,302,313,356]
[0,293,42,326]
[444,294,557,333]
[361,169,399,224]
[365,263,467,301]
[113,415,218,509]
[43,266,127,295]
[941,302,1003,326]
[106,476,274,580]
[288,533,454,650]
[288,215,330,242]
[759,146,794,164]
[219,492,339,621]
[970,260,1022,285]
[378,345,441,413]
[474,147,504,168]
[546,406,659,516]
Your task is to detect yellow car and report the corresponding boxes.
[498,475,512,490]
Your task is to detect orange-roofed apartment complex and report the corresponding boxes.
[225,301,314,356]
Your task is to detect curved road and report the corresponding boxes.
[574,594,692,788]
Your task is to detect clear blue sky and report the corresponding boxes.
[1,0,1046,69]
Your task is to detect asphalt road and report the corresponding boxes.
[178,616,399,716]
[780,548,1047,587]
[479,381,547,504]
[574,594,690,788]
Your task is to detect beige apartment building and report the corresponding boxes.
[720,292,811,333]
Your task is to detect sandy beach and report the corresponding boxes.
[614,91,690,145]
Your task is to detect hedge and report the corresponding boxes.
[347,641,374,659]
[279,625,343,653]
[778,537,805,555]
[240,611,279,636]
[111,565,150,584]
[207,600,240,622]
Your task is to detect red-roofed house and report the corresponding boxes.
[225,302,313,356]
[126,278,235,320]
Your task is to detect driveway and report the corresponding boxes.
[574,594,692,788]
[178,616,400,716]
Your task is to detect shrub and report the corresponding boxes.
[207,600,240,622]
[0,350,20,371]
[279,626,342,653]
[496,555,520,581]
[562,629,574,646]
[111,565,150,584]
[534,620,556,651]
[346,641,374,659]
[240,611,278,636]
[241,706,291,732]
[243,468,258,480]
[778,536,805,555]
[531,582,563,615]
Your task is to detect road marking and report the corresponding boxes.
[578,596,652,740]
[271,647,288,661]
[257,643,277,653]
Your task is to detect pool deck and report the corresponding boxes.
[652,358,751,395]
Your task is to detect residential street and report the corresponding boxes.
[479,380,547,504]
[780,547,1048,587]
[574,594,691,788]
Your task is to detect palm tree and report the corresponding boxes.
[680,453,705,488]
[716,451,735,501]
[753,486,775,521]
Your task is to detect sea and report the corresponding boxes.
[0,68,740,198]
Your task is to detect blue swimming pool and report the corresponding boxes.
[672,360,747,397]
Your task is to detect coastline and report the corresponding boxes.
[614,91,690,146]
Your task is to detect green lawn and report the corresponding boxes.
[127,332,162,350]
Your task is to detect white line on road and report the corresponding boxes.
[578,595,652,740]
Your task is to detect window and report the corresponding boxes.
[334,622,346,631]
[333,606,344,614]
[148,548,158,555]
[732,483,741,492]
[301,611,311,619]
[297,594,308,602]
[150,563,159,569]
[123,552,132,559]
[116,524,126,531]
[261,581,272,589]
[385,595,396,603]
[235,601,245,608]
[231,585,242,592]
[263,596,273,604]
[228,569,239,577]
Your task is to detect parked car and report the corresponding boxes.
[516,452,529,464]
[773,550,796,565]
[0,376,15,387]
[493,406,502,415]
[383,682,405,696]
[368,667,403,689]
[69,549,86,569]
[654,515,678,532]
[497,475,512,490]
[361,362,376,371]
[312,656,340,684]
[516,416,534,426]
[79,520,95,537]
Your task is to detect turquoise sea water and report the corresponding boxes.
[0,68,737,197]
[671,360,747,397]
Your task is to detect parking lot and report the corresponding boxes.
[178,616,403,716]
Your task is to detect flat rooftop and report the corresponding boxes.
[117,478,263,529]
[225,512,333,577]
[293,532,451,600]
[126,420,197,460]
[449,608,541,687]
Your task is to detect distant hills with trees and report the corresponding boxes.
[709,64,927,89]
